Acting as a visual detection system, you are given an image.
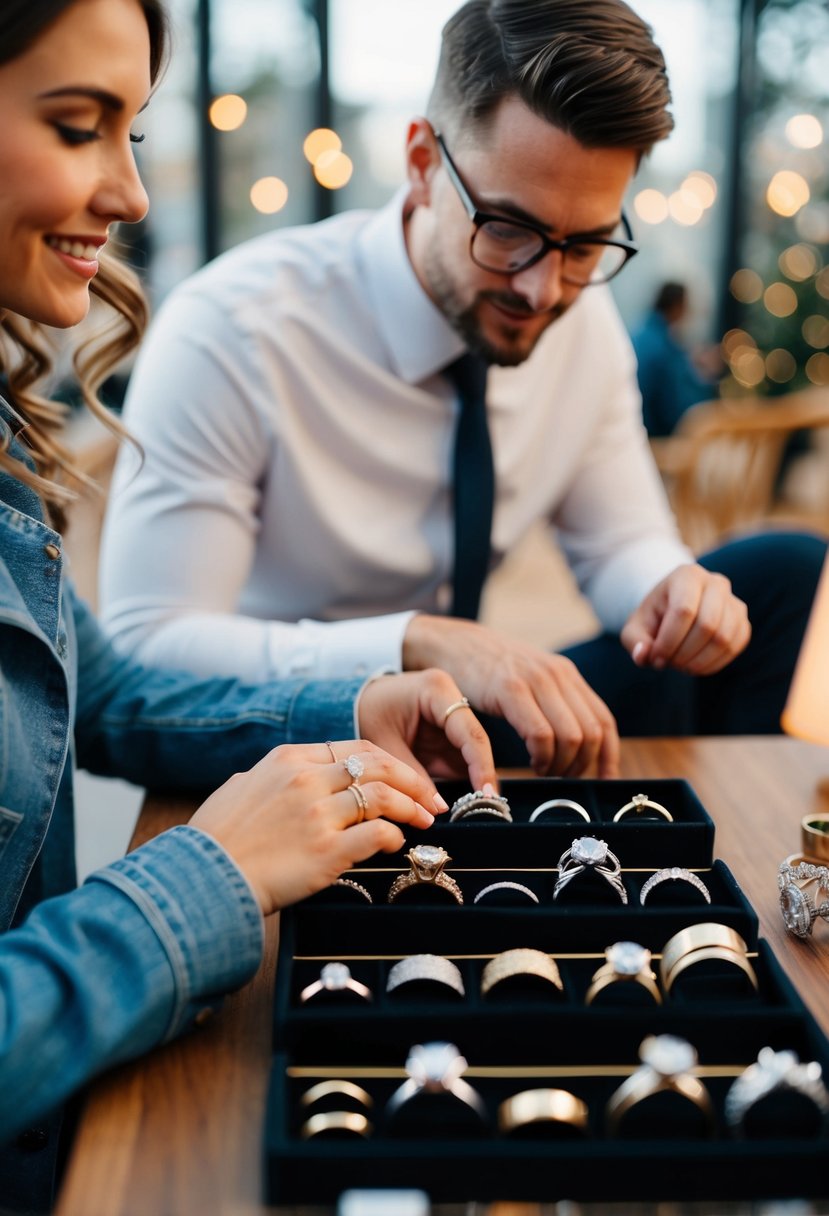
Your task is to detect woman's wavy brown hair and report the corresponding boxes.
[0,0,169,529]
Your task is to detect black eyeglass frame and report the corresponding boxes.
[434,130,639,285]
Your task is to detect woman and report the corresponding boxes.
[0,0,496,1200]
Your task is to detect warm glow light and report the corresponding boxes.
[722,328,755,357]
[730,348,766,388]
[767,170,810,217]
[729,269,764,303]
[803,315,829,349]
[682,171,717,209]
[806,352,829,385]
[763,282,798,317]
[797,204,829,244]
[668,190,704,226]
[779,243,820,281]
[785,113,824,150]
[818,267,829,300]
[633,188,668,224]
[303,128,342,165]
[765,348,797,383]
[209,93,247,132]
[783,555,829,744]
[250,177,289,214]
[314,150,353,189]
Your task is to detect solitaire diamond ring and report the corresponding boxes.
[343,754,365,783]
[299,962,373,1004]
[386,1042,486,1121]
[584,941,662,1006]
[606,1035,714,1135]
[387,845,463,904]
[613,792,673,823]
[725,1047,829,1136]
[553,836,627,904]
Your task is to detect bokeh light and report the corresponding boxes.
[766,170,810,217]
[763,282,798,317]
[303,128,342,165]
[806,353,829,385]
[250,177,289,214]
[722,328,756,358]
[682,172,717,210]
[668,190,704,226]
[730,348,766,388]
[817,267,829,300]
[730,268,764,303]
[209,94,247,132]
[314,150,353,190]
[765,348,797,383]
[797,203,829,244]
[803,315,829,349]
[785,114,824,150]
[779,243,820,281]
[633,188,668,224]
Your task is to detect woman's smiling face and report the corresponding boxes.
[0,0,151,328]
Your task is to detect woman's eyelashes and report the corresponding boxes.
[53,124,145,146]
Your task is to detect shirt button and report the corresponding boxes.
[44,543,61,560]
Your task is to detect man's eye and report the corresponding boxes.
[54,123,101,146]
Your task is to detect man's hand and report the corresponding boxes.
[401,617,620,778]
[621,564,751,675]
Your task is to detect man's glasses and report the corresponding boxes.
[434,131,638,287]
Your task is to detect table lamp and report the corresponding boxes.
[782,552,829,818]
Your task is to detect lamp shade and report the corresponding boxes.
[782,552,829,746]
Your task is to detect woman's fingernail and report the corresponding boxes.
[632,642,646,664]
[420,807,436,825]
[482,781,498,797]
[433,793,449,813]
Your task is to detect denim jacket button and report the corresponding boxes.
[44,543,61,560]
[15,1127,49,1153]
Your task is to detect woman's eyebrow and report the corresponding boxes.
[37,86,125,111]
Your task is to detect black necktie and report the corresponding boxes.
[446,352,494,620]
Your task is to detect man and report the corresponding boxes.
[631,281,721,438]
[100,0,825,777]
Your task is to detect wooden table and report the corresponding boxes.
[56,738,829,1216]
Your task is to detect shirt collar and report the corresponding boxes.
[357,187,465,385]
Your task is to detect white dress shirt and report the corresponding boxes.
[100,191,692,681]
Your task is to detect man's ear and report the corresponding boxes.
[405,117,440,208]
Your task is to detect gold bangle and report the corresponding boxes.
[481,948,563,997]
[662,945,759,996]
[801,815,829,864]
[299,1080,373,1111]
[659,922,749,990]
[498,1088,589,1136]
[300,1111,372,1139]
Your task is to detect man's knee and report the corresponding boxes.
[699,531,827,610]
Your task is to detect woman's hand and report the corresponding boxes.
[357,668,498,792]
[189,741,441,915]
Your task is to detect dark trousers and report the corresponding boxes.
[484,530,827,765]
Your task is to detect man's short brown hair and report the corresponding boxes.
[427,0,674,156]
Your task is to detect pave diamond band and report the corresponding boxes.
[480,948,563,998]
[448,790,513,822]
[553,836,628,904]
[387,845,464,904]
[332,877,373,903]
[725,1047,829,1135]
[386,954,465,998]
[473,880,540,906]
[639,867,711,906]
[613,792,673,823]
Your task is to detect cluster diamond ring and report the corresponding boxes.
[386,954,465,998]
[613,792,673,823]
[387,845,463,904]
[778,858,829,938]
[639,867,711,906]
[606,1035,714,1135]
[449,790,512,823]
[553,836,627,904]
[528,797,590,824]
[584,941,662,1006]
[299,962,373,1004]
[386,1041,485,1121]
[343,754,365,783]
[725,1047,829,1135]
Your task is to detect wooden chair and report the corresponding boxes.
[650,387,829,552]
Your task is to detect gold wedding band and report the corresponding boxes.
[324,740,338,763]
[498,1087,589,1136]
[442,696,471,725]
[802,815,829,864]
[663,945,759,996]
[300,1111,372,1139]
[481,948,563,997]
[659,923,749,989]
[347,782,368,824]
[300,1080,373,1110]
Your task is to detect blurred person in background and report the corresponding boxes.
[100,0,826,779]
[631,280,722,438]
[0,2,497,1209]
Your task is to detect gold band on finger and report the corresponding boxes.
[802,815,829,864]
[324,740,338,763]
[498,1088,589,1136]
[347,782,368,824]
[300,1111,372,1140]
[442,695,471,725]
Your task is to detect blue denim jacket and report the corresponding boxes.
[0,405,363,1148]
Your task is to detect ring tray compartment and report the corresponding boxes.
[265,779,829,1205]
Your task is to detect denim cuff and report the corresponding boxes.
[286,678,363,744]
[89,825,264,1038]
